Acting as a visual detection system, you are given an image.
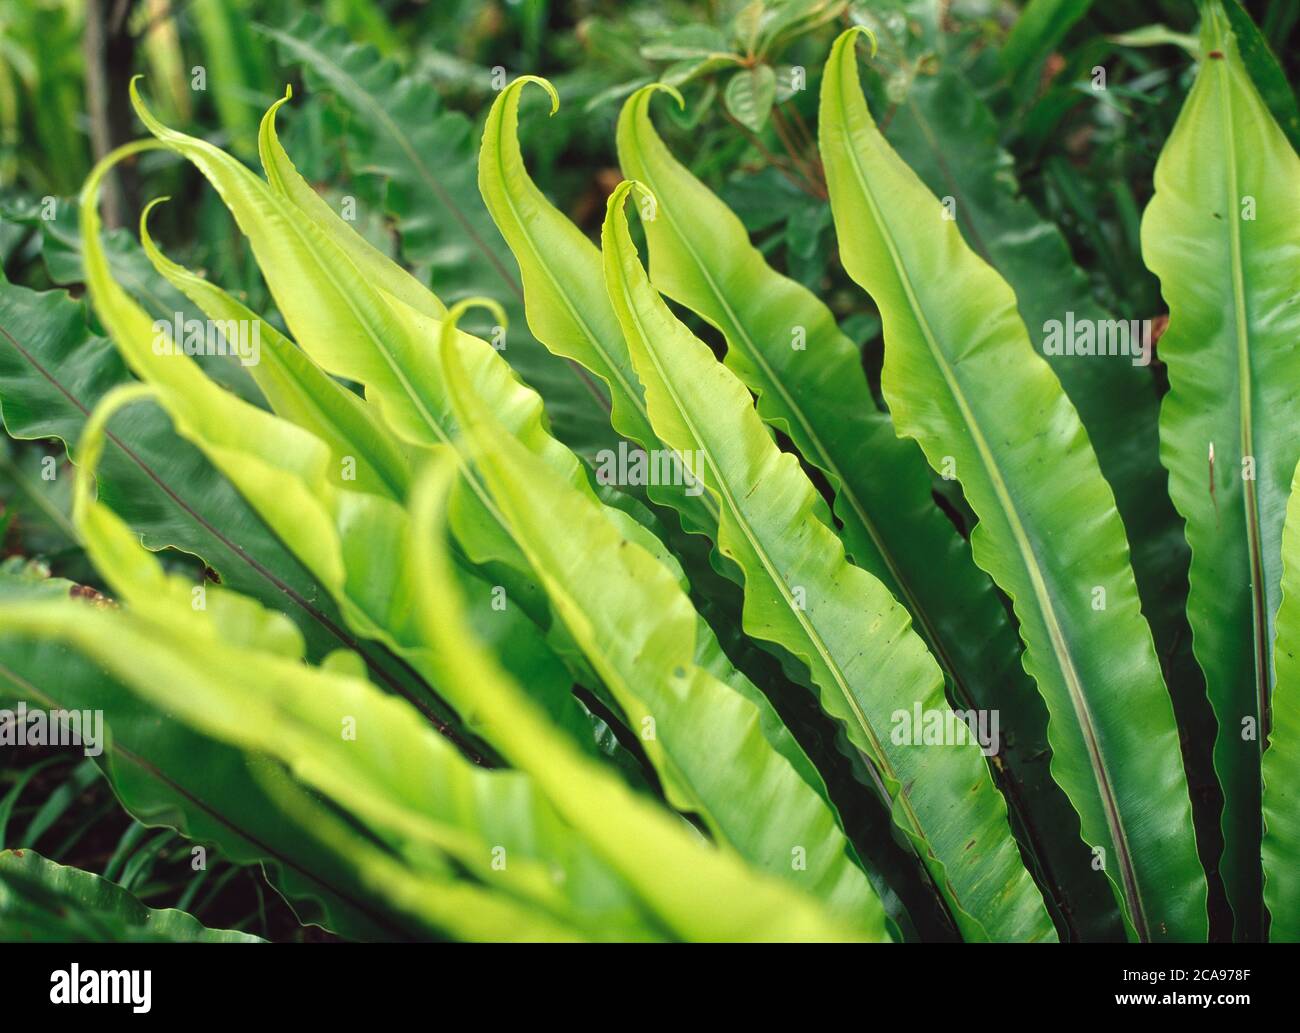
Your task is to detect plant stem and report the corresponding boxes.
[722,108,821,197]
[772,104,826,195]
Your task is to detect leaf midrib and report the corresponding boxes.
[630,109,994,741]
[829,51,1148,940]
[260,23,615,418]
[1211,23,1270,751]
[611,233,951,896]
[262,24,523,299]
[145,231,413,502]
[161,127,524,558]
[487,108,720,528]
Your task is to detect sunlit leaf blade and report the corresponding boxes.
[78,144,581,759]
[407,458,878,942]
[1263,462,1300,941]
[0,849,263,942]
[87,147,676,789]
[821,27,1207,942]
[439,302,884,926]
[882,66,1199,706]
[1140,2,1300,940]
[882,64,1211,937]
[257,88,445,319]
[0,598,630,942]
[0,570,429,940]
[3,453,657,942]
[258,13,619,458]
[617,82,1117,938]
[1221,0,1300,151]
[478,76,718,544]
[120,88,781,780]
[0,257,428,704]
[602,181,1055,942]
[126,83,593,582]
[137,200,414,501]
